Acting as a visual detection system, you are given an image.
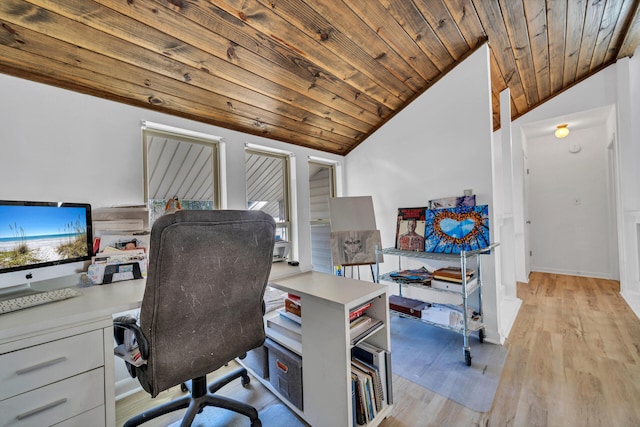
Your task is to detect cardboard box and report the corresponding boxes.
[421,305,451,325]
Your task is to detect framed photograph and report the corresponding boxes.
[424,205,490,253]
[395,207,427,251]
[330,230,381,266]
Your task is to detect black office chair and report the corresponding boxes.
[114,210,275,427]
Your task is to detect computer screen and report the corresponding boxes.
[0,200,93,292]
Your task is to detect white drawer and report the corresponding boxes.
[54,405,105,427]
[0,330,104,400]
[0,368,104,427]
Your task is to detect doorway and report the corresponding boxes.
[522,106,619,280]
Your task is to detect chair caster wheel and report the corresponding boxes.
[241,373,251,387]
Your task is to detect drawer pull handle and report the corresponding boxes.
[16,398,68,420]
[15,356,67,375]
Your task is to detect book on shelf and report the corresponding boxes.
[285,296,301,317]
[351,372,367,426]
[287,293,301,303]
[278,307,301,325]
[352,357,384,412]
[352,341,391,405]
[350,316,384,345]
[266,311,302,341]
[351,365,376,422]
[432,266,474,283]
[352,373,366,425]
[349,301,373,322]
[350,315,373,333]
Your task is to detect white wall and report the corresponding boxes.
[508,47,640,318]
[527,126,612,277]
[0,73,344,271]
[344,45,507,343]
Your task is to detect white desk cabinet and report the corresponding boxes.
[0,276,146,427]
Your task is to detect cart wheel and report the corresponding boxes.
[241,373,251,387]
[465,349,472,366]
[478,328,485,343]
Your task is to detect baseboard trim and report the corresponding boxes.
[621,291,640,321]
[115,377,142,401]
[499,297,522,342]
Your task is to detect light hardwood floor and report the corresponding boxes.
[117,273,640,426]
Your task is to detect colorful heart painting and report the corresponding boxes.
[424,205,490,253]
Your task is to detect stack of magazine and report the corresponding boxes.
[388,266,432,286]
[351,341,391,425]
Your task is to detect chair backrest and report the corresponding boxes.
[139,210,275,396]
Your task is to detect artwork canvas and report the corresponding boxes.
[424,205,490,253]
[395,207,427,251]
[331,229,381,266]
[429,195,476,209]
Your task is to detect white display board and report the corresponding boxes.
[328,196,377,231]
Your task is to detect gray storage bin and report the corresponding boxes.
[242,344,269,379]
[264,338,303,410]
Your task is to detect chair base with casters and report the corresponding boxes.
[123,367,261,427]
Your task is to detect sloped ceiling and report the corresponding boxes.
[1,0,639,155]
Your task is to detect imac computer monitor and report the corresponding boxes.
[0,200,93,293]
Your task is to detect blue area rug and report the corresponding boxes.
[172,403,307,427]
[390,315,508,412]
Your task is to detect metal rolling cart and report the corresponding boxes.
[376,243,498,366]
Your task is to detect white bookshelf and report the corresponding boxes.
[243,271,392,427]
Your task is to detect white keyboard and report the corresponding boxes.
[0,287,82,314]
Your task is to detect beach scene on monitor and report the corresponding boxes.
[0,205,89,269]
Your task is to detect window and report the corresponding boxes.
[142,122,221,226]
[309,160,337,274]
[245,147,291,243]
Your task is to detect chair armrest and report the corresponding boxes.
[114,316,149,363]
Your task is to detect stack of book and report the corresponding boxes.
[279,293,301,324]
[431,266,474,291]
[349,301,383,345]
[351,342,390,425]
[266,293,303,343]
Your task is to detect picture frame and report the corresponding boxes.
[424,205,490,253]
[330,229,381,266]
[395,207,427,251]
[428,195,476,209]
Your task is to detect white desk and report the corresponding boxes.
[0,263,391,427]
[0,262,304,427]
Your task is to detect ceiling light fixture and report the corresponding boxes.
[555,123,570,139]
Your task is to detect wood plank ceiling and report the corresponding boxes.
[1,1,639,156]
